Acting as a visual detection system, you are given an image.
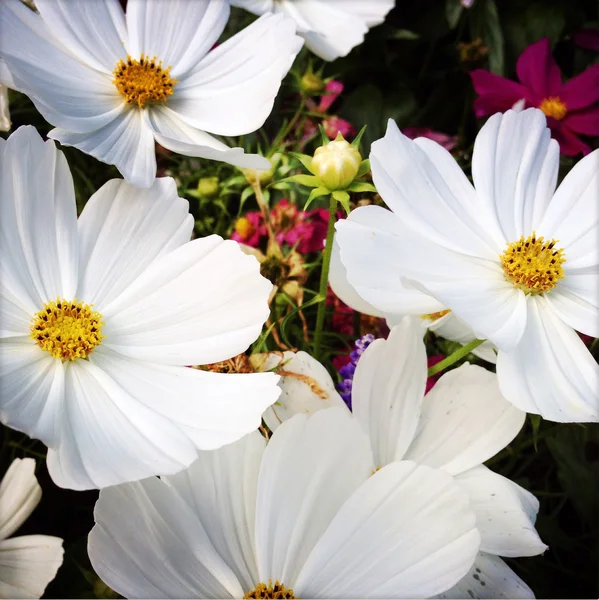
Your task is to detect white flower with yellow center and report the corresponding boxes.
[0,126,280,490]
[88,408,481,599]
[0,458,64,599]
[336,108,599,423]
[231,0,394,61]
[0,0,302,188]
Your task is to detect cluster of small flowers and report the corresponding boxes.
[337,334,377,407]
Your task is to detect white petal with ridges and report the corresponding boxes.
[496,296,599,422]
[102,236,272,366]
[76,177,192,309]
[0,458,41,541]
[352,318,427,465]
[262,351,346,433]
[0,535,63,599]
[295,461,480,598]
[89,478,243,599]
[255,409,373,587]
[403,364,525,475]
[454,465,546,557]
[546,281,598,337]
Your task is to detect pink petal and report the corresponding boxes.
[516,38,562,101]
[402,127,459,151]
[470,70,530,117]
[318,80,344,113]
[564,105,599,136]
[560,64,599,111]
[549,121,592,156]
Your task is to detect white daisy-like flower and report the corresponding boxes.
[88,407,481,599]
[0,126,280,491]
[336,108,599,423]
[329,238,498,364]
[0,0,303,188]
[231,0,394,61]
[0,457,64,599]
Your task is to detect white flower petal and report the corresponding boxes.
[335,206,446,316]
[496,296,599,422]
[125,0,229,78]
[170,13,302,136]
[0,458,41,541]
[0,340,64,448]
[454,465,547,557]
[0,0,123,133]
[164,432,265,593]
[89,478,243,599]
[255,408,373,587]
[539,149,599,269]
[35,0,127,73]
[428,312,498,364]
[352,319,427,466]
[46,350,279,490]
[328,235,384,316]
[0,288,32,339]
[295,461,480,599]
[546,280,598,337]
[333,0,395,26]
[102,236,272,366]
[0,535,63,599]
[472,109,559,242]
[76,177,193,309]
[49,107,156,189]
[261,351,347,433]
[437,552,534,599]
[403,364,525,475]
[371,119,499,258]
[1,127,78,310]
[147,105,271,170]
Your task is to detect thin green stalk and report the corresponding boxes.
[427,338,485,377]
[268,96,306,157]
[313,194,337,358]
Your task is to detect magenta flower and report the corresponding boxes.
[470,37,599,156]
[403,127,459,151]
[231,211,266,247]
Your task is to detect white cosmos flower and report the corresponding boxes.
[0,126,280,491]
[88,407,481,599]
[0,458,64,599]
[329,236,498,364]
[231,0,394,61]
[0,0,303,188]
[336,108,599,423]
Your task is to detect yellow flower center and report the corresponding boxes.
[30,298,104,361]
[500,233,565,294]
[538,96,567,121]
[421,309,451,321]
[244,580,296,599]
[113,54,177,108]
[234,216,256,240]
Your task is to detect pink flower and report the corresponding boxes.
[231,211,266,247]
[272,199,329,253]
[402,127,459,151]
[470,37,599,156]
[323,115,355,140]
[318,80,344,113]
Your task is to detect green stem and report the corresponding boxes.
[313,194,337,358]
[427,338,485,377]
[268,96,306,157]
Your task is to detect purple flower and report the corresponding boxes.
[336,334,377,409]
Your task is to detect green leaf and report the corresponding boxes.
[530,414,542,451]
[339,84,384,153]
[483,0,504,75]
[445,0,464,29]
[351,125,367,149]
[346,181,377,193]
[280,293,323,349]
[318,124,329,145]
[390,28,420,40]
[289,152,314,174]
[356,158,371,179]
[275,174,319,188]
[303,186,330,210]
[332,190,351,215]
[239,185,255,212]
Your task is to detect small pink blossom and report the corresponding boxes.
[403,127,459,151]
[317,80,344,113]
[323,116,355,140]
[470,37,599,156]
[426,355,445,394]
[272,199,329,253]
[231,211,266,247]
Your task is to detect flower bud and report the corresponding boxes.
[311,133,362,191]
[242,167,273,187]
[196,176,220,199]
[300,72,325,94]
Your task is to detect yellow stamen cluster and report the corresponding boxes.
[500,233,565,294]
[538,96,567,121]
[421,309,451,322]
[244,580,296,599]
[113,54,177,108]
[30,298,104,361]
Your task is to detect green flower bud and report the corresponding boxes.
[300,72,324,94]
[311,133,362,191]
[242,167,273,187]
[196,176,220,199]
